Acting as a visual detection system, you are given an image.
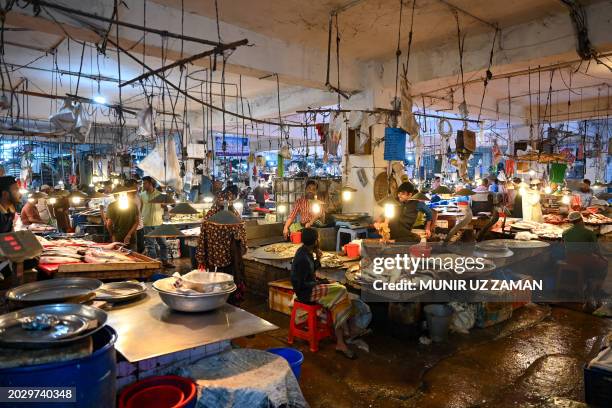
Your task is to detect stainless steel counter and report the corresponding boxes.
[106,286,278,362]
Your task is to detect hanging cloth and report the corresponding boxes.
[505,159,515,176]
[549,163,567,184]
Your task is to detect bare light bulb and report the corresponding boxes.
[49,197,57,205]
[71,196,82,205]
[118,193,129,210]
[544,186,552,194]
[204,196,214,203]
[89,183,95,188]
[342,190,353,202]
[27,198,35,203]
[561,194,571,205]
[277,204,287,214]
[112,179,119,186]
[312,202,321,214]
[528,169,536,177]
[233,201,244,214]
[384,203,395,219]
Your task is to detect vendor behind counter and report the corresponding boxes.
[282,180,325,239]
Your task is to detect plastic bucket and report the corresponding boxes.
[119,376,197,408]
[344,243,360,258]
[126,385,184,408]
[424,304,453,342]
[290,231,302,244]
[0,326,117,408]
[267,347,304,380]
[409,244,431,258]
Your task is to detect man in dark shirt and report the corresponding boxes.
[253,181,267,208]
[106,195,139,251]
[387,182,424,242]
[290,228,356,359]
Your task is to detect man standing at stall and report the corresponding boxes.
[106,189,139,251]
[386,182,434,242]
[141,176,174,268]
[283,180,323,239]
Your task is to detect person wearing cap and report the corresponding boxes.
[290,228,356,359]
[562,211,607,296]
[521,179,542,222]
[386,182,434,242]
[0,176,21,233]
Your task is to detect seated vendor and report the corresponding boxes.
[283,180,323,239]
[386,182,434,242]
[0,176,20,233]
[20,199,45,226]
[291,228,356,359]
[471,179,494,214]
[562,211,608,297]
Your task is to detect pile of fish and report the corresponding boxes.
[40,246,134,265]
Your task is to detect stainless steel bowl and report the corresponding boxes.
[154,285,236,312]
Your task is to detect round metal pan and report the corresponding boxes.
[94,281,146,303]
[0,303,107,348]
[6,278,103,305]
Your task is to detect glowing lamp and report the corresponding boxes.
[49,197,57,205]
[277,204,287,214]
[384,203,395,219]
[233,201,244,214]
[544,186,552,194]
[561,194,571,205]
[118,192,129,210]
[528,169,536,177]
[71,196,82,205]
[93,95,106,104]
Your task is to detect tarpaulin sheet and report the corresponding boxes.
[179,349,308,408]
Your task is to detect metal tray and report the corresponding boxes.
[95,281,146,302]
[0,304,107,348]
[6,278,103,304]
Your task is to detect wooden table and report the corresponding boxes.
[39,252,161,281]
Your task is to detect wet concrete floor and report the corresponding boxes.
[234,298,611,408]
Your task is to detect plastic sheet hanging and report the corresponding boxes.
[136,105,155,137]
[49,99,91,142]
[137,136,183,191]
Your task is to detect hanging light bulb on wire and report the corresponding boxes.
[118,192,129,210]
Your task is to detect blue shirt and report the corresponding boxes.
[416,201,433,221]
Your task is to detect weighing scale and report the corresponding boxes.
[0,231,43,284]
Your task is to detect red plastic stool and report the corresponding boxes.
[288,301,334,352]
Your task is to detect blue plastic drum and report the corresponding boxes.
[0,326,118,408]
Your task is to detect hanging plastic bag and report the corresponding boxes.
[49,99,77,132]
[136,105,154,137]
[279,145,291,160]
[138,137,183,191]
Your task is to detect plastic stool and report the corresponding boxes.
[336,227,368,252]
[288,301,334,352]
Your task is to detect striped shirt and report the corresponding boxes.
[289,197,317,225]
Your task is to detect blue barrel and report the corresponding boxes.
[0,326,118,408]
[266,347,304,380]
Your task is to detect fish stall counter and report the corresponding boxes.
[34,237,162,281]
[106,284,277,386]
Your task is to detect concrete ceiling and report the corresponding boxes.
[0,0,610,142]
[154,0,572,60]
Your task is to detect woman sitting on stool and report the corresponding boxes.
[290,228,356,359]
